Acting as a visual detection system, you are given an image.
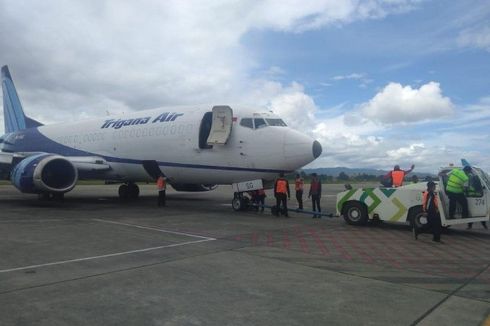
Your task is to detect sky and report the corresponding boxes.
[0,0,489,173]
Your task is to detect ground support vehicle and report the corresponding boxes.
[336,164,490,228]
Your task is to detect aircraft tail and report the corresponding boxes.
[461,159,471,168]
[2,65,43,134]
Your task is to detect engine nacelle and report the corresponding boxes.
[10,153,78,194]
[170,183,217,192]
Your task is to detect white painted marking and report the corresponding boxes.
[0,219,216,274]
[92,219,215,240]
[0,239,213,274]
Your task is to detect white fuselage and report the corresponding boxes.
[35,106,319,184]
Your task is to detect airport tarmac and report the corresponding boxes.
[0,184,488,326]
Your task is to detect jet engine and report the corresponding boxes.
[10,153,78,194]
[170,183,217,192]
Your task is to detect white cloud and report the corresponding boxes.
[0,0,422,133]
[267,83,317,130]
[361,82,454,124]
[458,25,490,52]
[332,73,365,80]
[386,143,425,160]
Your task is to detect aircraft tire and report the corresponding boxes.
[128,183,140,199]
[118,184,129,199]
[232,197,244,211]
[342,201,368,225]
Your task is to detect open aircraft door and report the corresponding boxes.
[206,106,233,146]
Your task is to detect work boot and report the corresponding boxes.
[412,226,418,240]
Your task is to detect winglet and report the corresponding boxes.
[2,65,43,134]
[461,159,471,168]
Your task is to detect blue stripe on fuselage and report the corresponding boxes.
[4,128,285,174]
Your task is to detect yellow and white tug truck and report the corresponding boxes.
[336,162,490,228]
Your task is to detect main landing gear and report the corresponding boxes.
[118,182,140,200]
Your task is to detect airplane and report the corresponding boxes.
[0,65,322,205]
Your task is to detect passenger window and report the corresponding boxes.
[254,118,266,129]
[240,118,253,129]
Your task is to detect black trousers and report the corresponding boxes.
[420,212,442,241]
[255,195,265,212]
[447,192,468,219]
[296,190,303,209]
[275,193,288,216]
[158,190,166,207]
[311,194,321,216]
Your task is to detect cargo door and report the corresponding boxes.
[206,106,233,145]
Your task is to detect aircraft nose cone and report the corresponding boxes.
[283,129,321,169]
[313,140,322,159]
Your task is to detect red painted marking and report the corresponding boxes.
[338,231,374,264]
[308,228,329,256]
[267,232,273,247]
[252,232,258,246]
[295,226,310,254]
[321,229,352,260]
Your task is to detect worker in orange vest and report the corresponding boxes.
[308,173,322,218]
[413,181,442,242]
[156,174,167,207]
[295,173,304,210]
[383,164,415,187]
[274,172,290,217]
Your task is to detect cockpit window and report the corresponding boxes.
[266,118,287,127]
[240,118,253,129]
[254,118,266,129]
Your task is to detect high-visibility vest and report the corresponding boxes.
[422,191,438,212]
[276,179,288,194]
[157,177,166,190]
[295,178,304,191]
[392,170,405,187]
[446,168,468,193]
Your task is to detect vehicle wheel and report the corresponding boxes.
[409,206,426,229]
[242,197,250,210]
[118,184,129,199]
[232,197,244,211]
[343,202,368,225]
[128,183,140,199]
